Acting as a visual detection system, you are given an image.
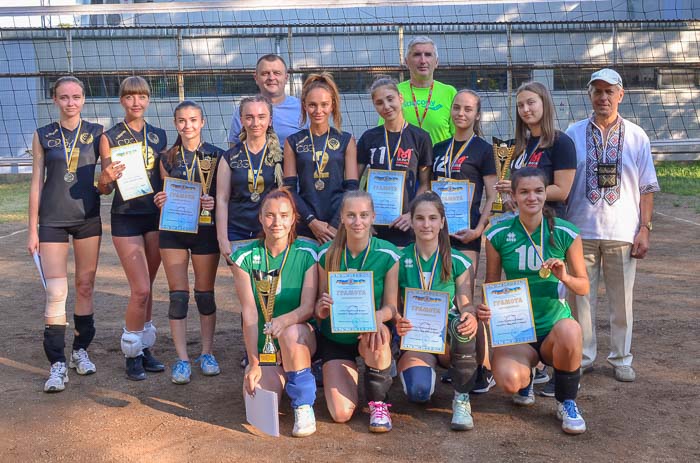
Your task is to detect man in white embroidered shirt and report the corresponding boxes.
[565,68,660,383]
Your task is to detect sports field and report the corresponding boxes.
[0,182,698,462]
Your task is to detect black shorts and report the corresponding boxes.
[111,213,159,237]
[317,331,360,364]
[159,226,219,255]
[39,217,102,243]
[529,334,551,365]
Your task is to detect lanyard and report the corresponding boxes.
[590,118,622,164]
[59,120,82,172]
[410,82,434,128]
[414,244,439,291]
[122,120,148,165]
[343,239,371,271]
[264,244,290,275]
[309,128,330,177]
[519,217,546,269]
[179,145,200,182]
[243,142,268,190]
[520,137,542,167]
[445,133,474,177]
[383,122,407,171]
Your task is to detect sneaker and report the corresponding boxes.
[126,355,146,381]
[471,366,496,394]
[539,376,555,397]
[368,401,392,433]
[450,392,474,431]
[142,348,165,372]
[240,354,249,369]
[311,358,324,388]
[533,366,549,384]
[292,404,317,437]
[171,360,191,385]
[512,372,535,406]
[69,348,96,375]
[557,400,586,434]
[44,362,69,393]
[614,365,636,382]
[195,353,221,376]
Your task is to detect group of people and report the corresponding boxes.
[27,35,660,438]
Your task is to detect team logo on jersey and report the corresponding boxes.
[252,254,261,265]
[395,147,412,167]
[327,137,340,150]
[79,133,94,144]
[147,132,160,144]
[45,127,59,138]
[116,130,127,140]
[47,139,62,148]
[404,258,414,268]
[506,232,516,243]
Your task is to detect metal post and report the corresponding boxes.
[177,29,184,102]
[506,24,513,136]
[287,26,294,95]
[612,22,618,65]
[66,29,73,74]
[398,25,405,82]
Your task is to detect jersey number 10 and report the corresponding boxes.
[515,245,540,272]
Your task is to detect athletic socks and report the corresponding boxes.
[365,366,393,403]
[72,314,95,351]
[285,368,317,408]
[554,368,581,402]
[43,324,66,364]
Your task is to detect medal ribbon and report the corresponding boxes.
[195,147,216,196]
[414,244,440,291]
[383,122,407,171]
[519,138,541,168]
[122,120,149,166]
[343,239,372,271]
[256,244,290,322]
[179,146,199,182]
[446,133,474,177]
[519,217,546,271]
[59,120,83,173]
[410,82,434,129]
[309,128,330,179]
[243,142,268,194]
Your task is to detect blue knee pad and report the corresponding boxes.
[285,368,317,408]
[400,366,436,403]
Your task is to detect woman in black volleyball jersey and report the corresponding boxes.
[357,77,433,247]
[28,76,103,392]
[153,100,224,384]
[97,76,167,381]
[283,73,358,244]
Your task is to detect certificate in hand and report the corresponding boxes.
[367,169,405,225]
[483,278,537,347]
[431,179,473,233]
[400,288,449,354]
[159,177,202,234]
[329,271,376,333]
[110,142,153,201]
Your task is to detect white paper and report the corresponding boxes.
[111,142,153,201]
[244,387,279,437]
[32,252,46,290]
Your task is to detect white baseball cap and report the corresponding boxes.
[587,68,623,88]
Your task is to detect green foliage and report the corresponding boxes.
[0,180,30,223]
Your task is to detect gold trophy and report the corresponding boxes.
[197,153,217,224]
[491,137,516,213]
[253,268,281,366]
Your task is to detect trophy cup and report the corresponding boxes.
[253,268,280,366]
[491,137,516,213]
[197,153,217,224]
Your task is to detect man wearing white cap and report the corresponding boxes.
[565,68,660,382]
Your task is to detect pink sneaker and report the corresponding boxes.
[368,401,392,433]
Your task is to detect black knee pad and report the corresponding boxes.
[72,314,96,351]
[449,332,476,393]
[194,290,216,316]
[43,324,66,364]
[364,366,393,403]
[168,291,190,320]
[554,368,581,402]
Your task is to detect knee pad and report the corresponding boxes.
[142,320,156,349]
[194,290,216,316]
[285,368,317,408]
[121,328,143,358]
[449,332,476,393]
[168,291,190,320]
[554,368,581,403]
[45,277,68,320]
[364,366,393,403]
[72,314,95,351]
[43,324,66,364]
[399,366,436,403]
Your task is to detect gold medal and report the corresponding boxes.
[63,171,75,183]
[314,179,325,191]
[539,267,551,279]
[251,191,261,202]
[199,156,212,171]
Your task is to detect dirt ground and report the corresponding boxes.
[0,193,698,463]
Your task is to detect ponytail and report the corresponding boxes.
[301,72,342,130]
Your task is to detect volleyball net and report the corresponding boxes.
[0,0,699,159]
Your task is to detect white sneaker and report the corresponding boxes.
[368,401,392,433]
[557,400,587,434]
[44,362,69,393]
[292,405,316,437]
[451,392,474,431]
[69,348,96,375]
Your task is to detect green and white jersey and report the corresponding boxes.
[398,243,472,311]
[318,237,400,344]
[232,238,318,352]
[486,217,579,337]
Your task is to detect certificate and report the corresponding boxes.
[328,271,376,333]
[431,179,473,233]
[110,143,153,201]
[367,169,405,225]
[159,177,202,234]
[483,278,537,347]
[400,288,449,354]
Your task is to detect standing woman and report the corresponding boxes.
[230,188,319,438]
[480,167,589,434]
[28,76,104,392]
[357,77,433,246]
[153,100,224,384]
[395,192,478,430]
[283,73,358,244]
[496,82,577,217]
[97,76,167,381]
[432,89,497,393]
[316,190,400,432]
[216,95,284,261]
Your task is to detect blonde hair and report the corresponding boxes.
[239,95,284,187]
[325,191,375,273]
[120,76,151,98]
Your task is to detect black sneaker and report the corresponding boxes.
[126,355,146,381]
[534,366,550,384]
[471,366,496,394]
[142,348,165,372]
[539,375,555,397]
